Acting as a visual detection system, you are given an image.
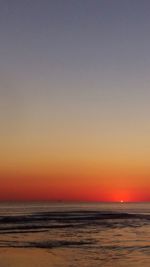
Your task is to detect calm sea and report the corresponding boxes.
[0,202,150,266]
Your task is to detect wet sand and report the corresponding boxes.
[0,248,65,267]
[0,248,150,267]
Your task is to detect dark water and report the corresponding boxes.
[0,202,150,266]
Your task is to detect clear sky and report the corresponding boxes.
[1,0,150,201]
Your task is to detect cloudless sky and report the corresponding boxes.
[1,0,150,201]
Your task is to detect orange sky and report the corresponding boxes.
[1,147,150,201]
[1,107,150,201]
[1,1,150,202]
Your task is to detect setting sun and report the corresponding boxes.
[0,1,150,267]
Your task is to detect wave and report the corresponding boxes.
[0,210,149,234]
[0,240,95,248]
[0,239,150,250]
[0,210,149,250]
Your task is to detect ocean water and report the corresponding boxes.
[0,202,150,266]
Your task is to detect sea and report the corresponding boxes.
[0,202,150,267]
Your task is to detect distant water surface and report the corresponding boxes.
[0,202,150,266]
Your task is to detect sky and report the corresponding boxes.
[0,0,150,201]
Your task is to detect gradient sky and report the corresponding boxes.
[1,0,150,201]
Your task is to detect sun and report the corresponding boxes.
[120,200,124,203]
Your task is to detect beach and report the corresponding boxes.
[0,249,56,267]
[0,202,149,267]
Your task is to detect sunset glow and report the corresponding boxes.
[0,1,150,202]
